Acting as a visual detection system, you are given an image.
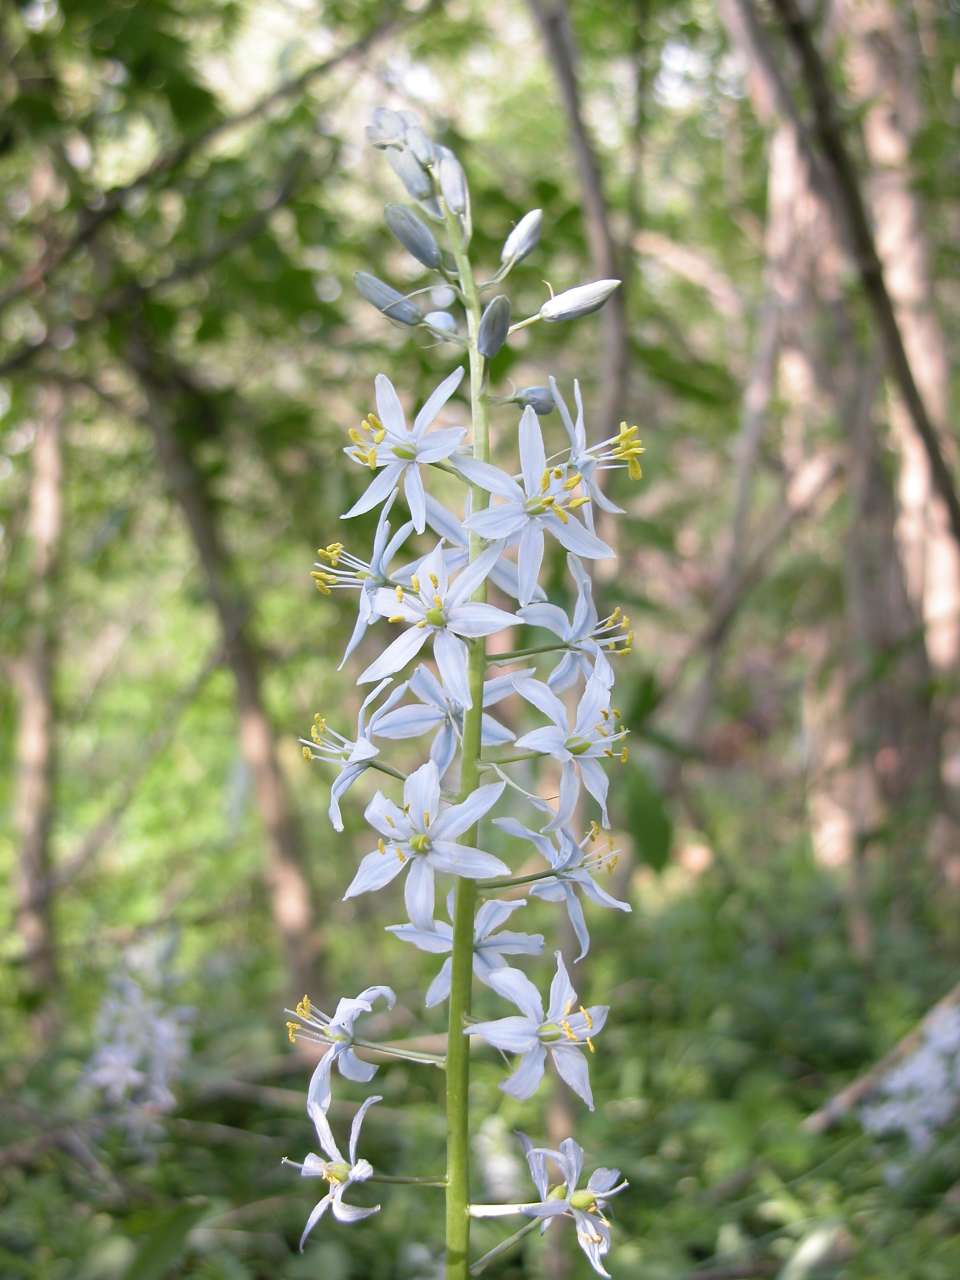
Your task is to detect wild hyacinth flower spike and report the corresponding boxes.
[387,892,544,1006]
[465,952,608,1109]
[494,818,631,961]
[343,367,466,534]
[470,1134,628,1278]
[284,1096,382,1248]
[287,109,636,1274]
[285,986,396,1111]
[343,760,509,927]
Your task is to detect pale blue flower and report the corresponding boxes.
[373,664,530,779]
[343,368,466,534]
[284,986,396,1112]
[343,761,509,927]
[513,666,627,829]
[493,818,630,960]
[361,542,517,708]
[519,554,633,691]
[387,892,543,1006]
[283,1095,382,1249]
[413,494,545,603]
[300,678,409,832]
[458,406,614,605]
[312,498,414,669]
[471,1134,628,1278]
[465,952,607,1109]
[550,377,644,525]
[540,279,620,322]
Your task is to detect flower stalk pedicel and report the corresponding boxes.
[283,112,641,1278]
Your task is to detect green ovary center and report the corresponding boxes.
[409,834,431,853]
[394,445,417,460]
[323,1161,351,1185]
[565,736,591,756]
[569,1189,599,1211]
[425,607,446,627]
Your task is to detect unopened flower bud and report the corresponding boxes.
[540,279,621,322]
[437,146,468,215]
[477,295,511,358]
[399,113,435,167]
[512,385,555,415]
[500,209,543,265]
[387,147,433,201]
[354,272,421,326]
[384,203,442,269]
[366,108,406,149]
[424,310,457,335]
[431,285,456,309]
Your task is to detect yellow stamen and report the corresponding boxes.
[586,1037,596,1053]
[377,838,386,854]
[619,747,629,763]
[568,496,589,510]
[301,745,312,760]
[387,614,404,624]
[395,585,405,601]
[580,1005,593,1029]
[296,995,312,1018]
[540,468,551,492]
[554,505,569,524]
[411,575,420,593]
[433,593,443,609]
[563,473,581,491]
[286,1021,299,1043]
[429,573,439,588]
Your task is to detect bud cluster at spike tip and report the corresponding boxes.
[282,107,637,1278]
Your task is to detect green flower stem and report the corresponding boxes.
[369,1174,448,1187]
[476,867,561,892]
[354,1038,446,1067]
[442,193,490,1280]
[468,1218,541,1275]
[488,643,569,662]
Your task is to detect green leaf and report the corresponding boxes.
[122,1203,209,1280]
[619,764,672,871]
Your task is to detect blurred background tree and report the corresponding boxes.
[2,0,960,1276]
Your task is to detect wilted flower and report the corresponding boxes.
[387,893,543,1006]
[285,986,396,1111]
[465,952,607,1108]
[494,818,630,961]
[343,368,466,534]
[362,542,517,707]
[501,209,543,266]
[385,203,442,269]
[477,295,511,358]
[540,279,621,322]
[459,406,614,605]
[284,1096,382,1248]
[354,271,422,326]
[343,761,509,926]
[513,666,627,829]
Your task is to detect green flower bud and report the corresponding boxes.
[512,385,555,415]
[384,204,442,269]
[354,272,421,326]
[501,209,543,265]
[387,147,433,202]
[477,295,511,358]
[540,279,621,322]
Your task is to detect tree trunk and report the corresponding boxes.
[125,328,317,993]
[13,384,64,1033]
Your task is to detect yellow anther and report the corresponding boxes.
[586,1036,596,1054]
[423,811,431,827]
[411,575,420,593]
[310,726,321,742]
[564,473,581,491]
[316,542,343,564]
[348,427,364,445]
[610,606,622,622]
[619,746,629,763]
[286,1021,299,1043]
[311,569,336,595]
[580,1005,593,1029]
[540,468,551,492]
[377,838,386,854]
[601,708,610,720]
[296,995,312,1018]
[387,614,404,624]
[367,412,383,431]
[588,821,600,842]
[568,496,590,510]
[365,448,378,469]
[395,585,405,601]
[416,619,428,628]
[552,466,563,478]
[559,1018,578,1042]
[554,505,569,524]
[386,815,395,827]
[396,849,407,863]
[372,426,385,444]
[563,998,575,1016]
[433,593,443,609]
[301,745,312,760]
[429,573,439,589]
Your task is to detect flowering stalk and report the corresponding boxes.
[282,107,640,1278]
